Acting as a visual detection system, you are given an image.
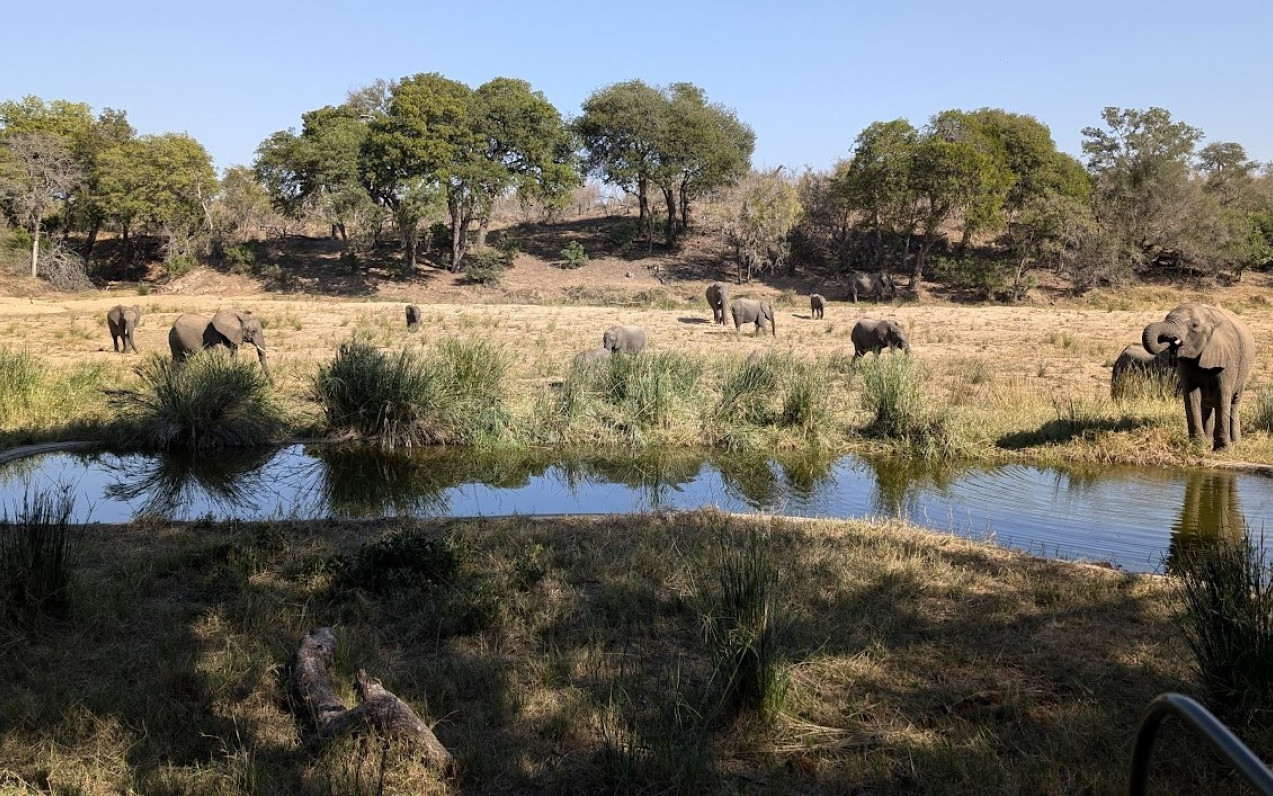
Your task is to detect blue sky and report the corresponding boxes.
[4,0,1270,175]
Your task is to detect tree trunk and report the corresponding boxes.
[83,223,99,262]
[30,225,39,278]
[637,177,648,225]
[678,177,690,231]
[476,214,490,249]
[662,186,677,244]
[294,628,453,770]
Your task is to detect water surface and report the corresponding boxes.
[1,444,1267,574]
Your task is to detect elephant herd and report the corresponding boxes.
[105,304,270,380]
[105,294,1259,452]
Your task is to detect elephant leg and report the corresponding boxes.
[1231,392,1243,445]
[1183,387,1204,439]
[1213,394,1232,450]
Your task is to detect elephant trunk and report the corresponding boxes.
[1143,321,1181,356]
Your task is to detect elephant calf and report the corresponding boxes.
[603,325,646,354]
[170,310,271,381]
[107,304,141,353]
[730,298,776,337]
[573,347,611,368]
[1110,343,1178,399]
[810,294,826,320]
[405,304,422,331]
[851,318,909,358]
[706,282,729,325]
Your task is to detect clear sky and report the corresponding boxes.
[4,0,1270,175]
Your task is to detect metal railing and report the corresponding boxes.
[1129,692,1273,795]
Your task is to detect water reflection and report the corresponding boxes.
[4,443,1273,573]
[103,447,278,517]
[1166,470,1248,574]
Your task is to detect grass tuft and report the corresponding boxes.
[1172,532,1273,727]
[0,485,78,625]
[857,354,967,460]
[110,352,285,452]
[702,524,789,721]
[313,338,511,447]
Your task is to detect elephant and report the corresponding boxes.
[573,347,611,368]
[405,304,422,331]
[603,324,646,354]
[850,271,897,303]
[107,304,141,353]
[1143,303,1255,450]
[1110,343,1178,399]
[810,294,826,320]
[851,318,909,359]
[706,282,729,325]
[169,310,270,380]
[730,298,776,337]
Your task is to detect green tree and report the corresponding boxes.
[213,165,276,241]
[575,80,665,233]
[97,133,217,266]
[1082,106,1203,275]
[713,169,801,283]
[835,119,922,269]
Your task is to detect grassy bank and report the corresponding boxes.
[0,511,1249,793]
[5,327,1273,468]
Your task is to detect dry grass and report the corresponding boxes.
[0,511,1242,794]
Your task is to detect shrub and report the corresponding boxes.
[111,352,285,452]
[223,243,258,275]
[560,240,589,269]
[1173,533,1273,726]
[0,486,79,625]
[313,338,511,447]
[331,530,459,594]
[461,247,514,286]
[163,253,198,279]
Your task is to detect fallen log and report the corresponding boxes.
[295,627,452,771]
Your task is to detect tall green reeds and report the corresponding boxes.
[554,352,703,444]
[313,337,511,447]
[714,352,830,440]
[1173,533,1273,726]
[856,354,966,460]
[0,486,78,624]
[701,526,789,721]
[0,348,42,425]
[110,352,285,451]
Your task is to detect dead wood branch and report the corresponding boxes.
[294,627,452,771]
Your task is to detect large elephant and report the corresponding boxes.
[1142,303,1255,450]
[107,304,141,353]
[405,304,422,331]
[810,293,826,320]
[705,282,729,325]
[730,298,776,337]
[170,310,270,379]
[603,325,646,354]
[851,318,909,358]
[851,271,897,303]
[1110,343,1178,399]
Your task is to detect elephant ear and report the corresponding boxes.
[211,311,245,345]
[1199,313,1239,371]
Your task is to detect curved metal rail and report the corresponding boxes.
[1129,692,1273,795]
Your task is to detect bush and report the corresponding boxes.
[1173,533,1273,726]
[110,352,285,452]
[0,486,79,625]
[461,247,514,286]
[163,253,198,279]
[223,243,258,275]
[313,338,511,447]
[331,529,459,594]
[560,240,589,269]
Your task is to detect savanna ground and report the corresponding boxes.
[3,218,1273,793]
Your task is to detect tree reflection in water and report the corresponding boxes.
[557,449,706,509]
[1166,470,1248,575]
[303,444,553,518]
[859,454,967,517]
[103,447,279,518]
